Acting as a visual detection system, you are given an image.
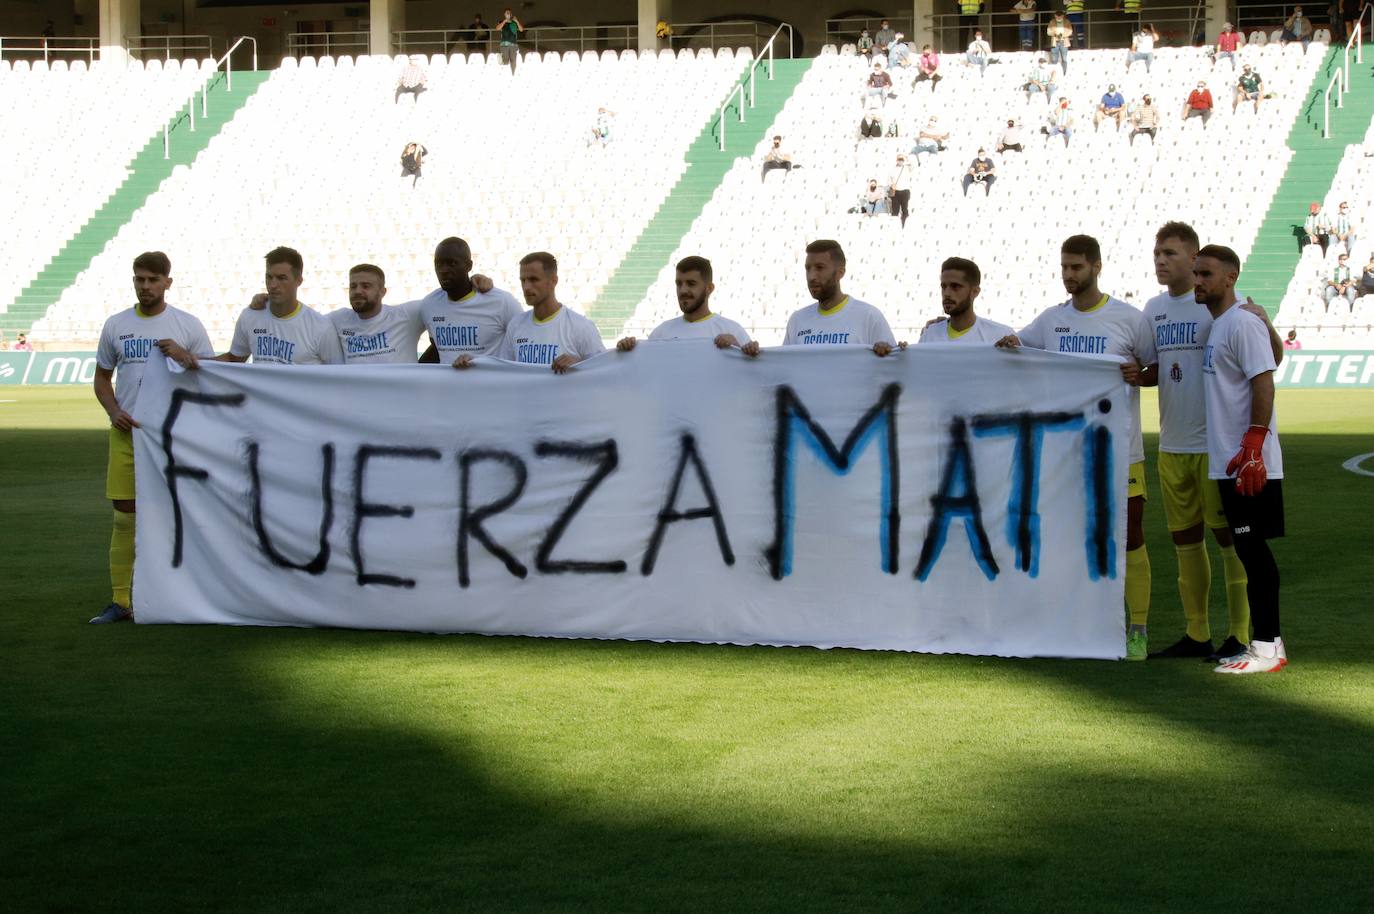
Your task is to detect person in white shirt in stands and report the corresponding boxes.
[779,240,900,356]
[917,257,1013,344]
[470,251,604,373]
[416,236,523,366]
[616,256,753,354]
[165,246,344,367]
[888,152,913,226]
[1195,244,1290,674]
[328,263,425,364]
[996,234,1158,660]
[1012,0,1038,50]
[1126,24,1158,73]
[1137,222,1281,662]
[966,29,992,76]
[90,251,215,624]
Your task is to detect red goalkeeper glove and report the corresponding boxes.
[1225,425,1268,496]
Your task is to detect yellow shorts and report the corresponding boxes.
[1127,460,1147,501]
[1157,451,1228,532]
[106,427,136,502]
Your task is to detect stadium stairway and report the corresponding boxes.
[0,71,270,336]
[1242,44,1374,312]
[588,58,813,335]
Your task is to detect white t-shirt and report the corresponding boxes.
[415,286,524,361]
[1203,304,1283,480]
[96,304,214,413]
[783,297,895,347]
[648,312,752,343]
[1019,295,1156,465]
[230,303,344,365]
[329,302,424,364]
[1143,290,1212,453]
[500,305,606,366]
[1013,0,1037,21]
[917,314,1013,344]
[1134,32,1155,52]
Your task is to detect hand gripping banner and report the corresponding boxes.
[132,342,1131,658]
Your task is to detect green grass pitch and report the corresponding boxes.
[2,387,1372,912]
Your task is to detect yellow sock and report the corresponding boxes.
[1125,545,1151,627]
[1175,542,1211,643]
[110,509,135,608]
[1219,543,1250,642]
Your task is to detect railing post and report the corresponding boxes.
[164,125,170,159]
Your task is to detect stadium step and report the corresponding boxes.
[588,58,814,335]
[0,71,272,335]
[1241,45,1374,314]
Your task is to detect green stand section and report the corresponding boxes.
[588,58,814,335]
[0,70,272,335]
[1242,45,1374,312]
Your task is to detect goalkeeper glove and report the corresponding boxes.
[1225,425,1268,496]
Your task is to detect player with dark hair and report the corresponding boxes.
[917,256,1013,344]
[328,263,426,364]
[1194,245,1289,673]
[487,251,604,373]
[1138,223,1283,661]
[997,234,1157,659]
[781,240,899,355]
[91,252,214,623]
[615,255,753,353]
[416,236,522,367]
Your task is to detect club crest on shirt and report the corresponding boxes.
[1170,362,1182,383]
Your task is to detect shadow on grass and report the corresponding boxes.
[3,428,1373,912]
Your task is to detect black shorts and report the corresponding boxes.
[1217,478,1285,541]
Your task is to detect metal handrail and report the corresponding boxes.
[390,20,772,57]
[717,82,745,151]
[127,35,215,61]
[922,5,1202,53]
[286,31,370,59]
[163,36,258,160]
[1322,4,1370,138]
[0,36,98,63]
[1322,67,1344,138]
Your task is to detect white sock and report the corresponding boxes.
[1251,639,1277,659]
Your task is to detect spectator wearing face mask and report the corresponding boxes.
[860,178,887,216]
[1281,6,1312,50]
[966,30,991,76]
[910,116,949,164]
[761,135,794,182]
[1096,84,1126,131]
[997,119,1025,153]
[1126,24,1159,73]
[1183,81,1213,127]
[1234,64,1265,114]
[962,148,997,197]
[1130,93,1160,144]
[866,60,894,107]
[1215,22,1241,70]
[1330,201,1357,255]
[889,154,913,226]
[1043,98,1074,147]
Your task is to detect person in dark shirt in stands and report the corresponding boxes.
[962,149,996,197]
[401,143,428,188]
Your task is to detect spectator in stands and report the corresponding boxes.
[1345,0,1363,41]
[1331,201,1357,255]
[461,13,489,54]
[1127,24,1159,73]
[1325,254,1359,309]
[1303,202,1330,254]
[997,119,1025,153]
[858,29,875,59]
[1129,94,1160,144]
[1183,81,1214,127]
[761,135,794,182]
[497,8,523,73]
[395,57,427,104]
[400,143,427,187]
[589,107,615,148]
[1043,98,1074,146]
[1095,84,1127,131]
[888,33,913,70]
[860,104,885,139]
[889,154,913,226]
[967,30,991,76]
[913,45,942,92]
[1215,22,1241,70]
[1360,252,1374,295]
[1234,64,1265,114]
[1047,12,1073,74]
[875,20,896,55]
[1025,56,1058,104]
[1283,329,1302,350]
[962,149,997,197]
[1065,0,1087,46]
[13,332,32,351]
[1013,0,1038,49]
[860,179,887,216]
[911,117,950,163]
[1281,6,1313,50]
[866,61,894,106]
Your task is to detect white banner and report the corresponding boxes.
[132,343,1131,658]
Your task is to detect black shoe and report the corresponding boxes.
[1208,635,1247,662]
[1149,635,1213,658]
